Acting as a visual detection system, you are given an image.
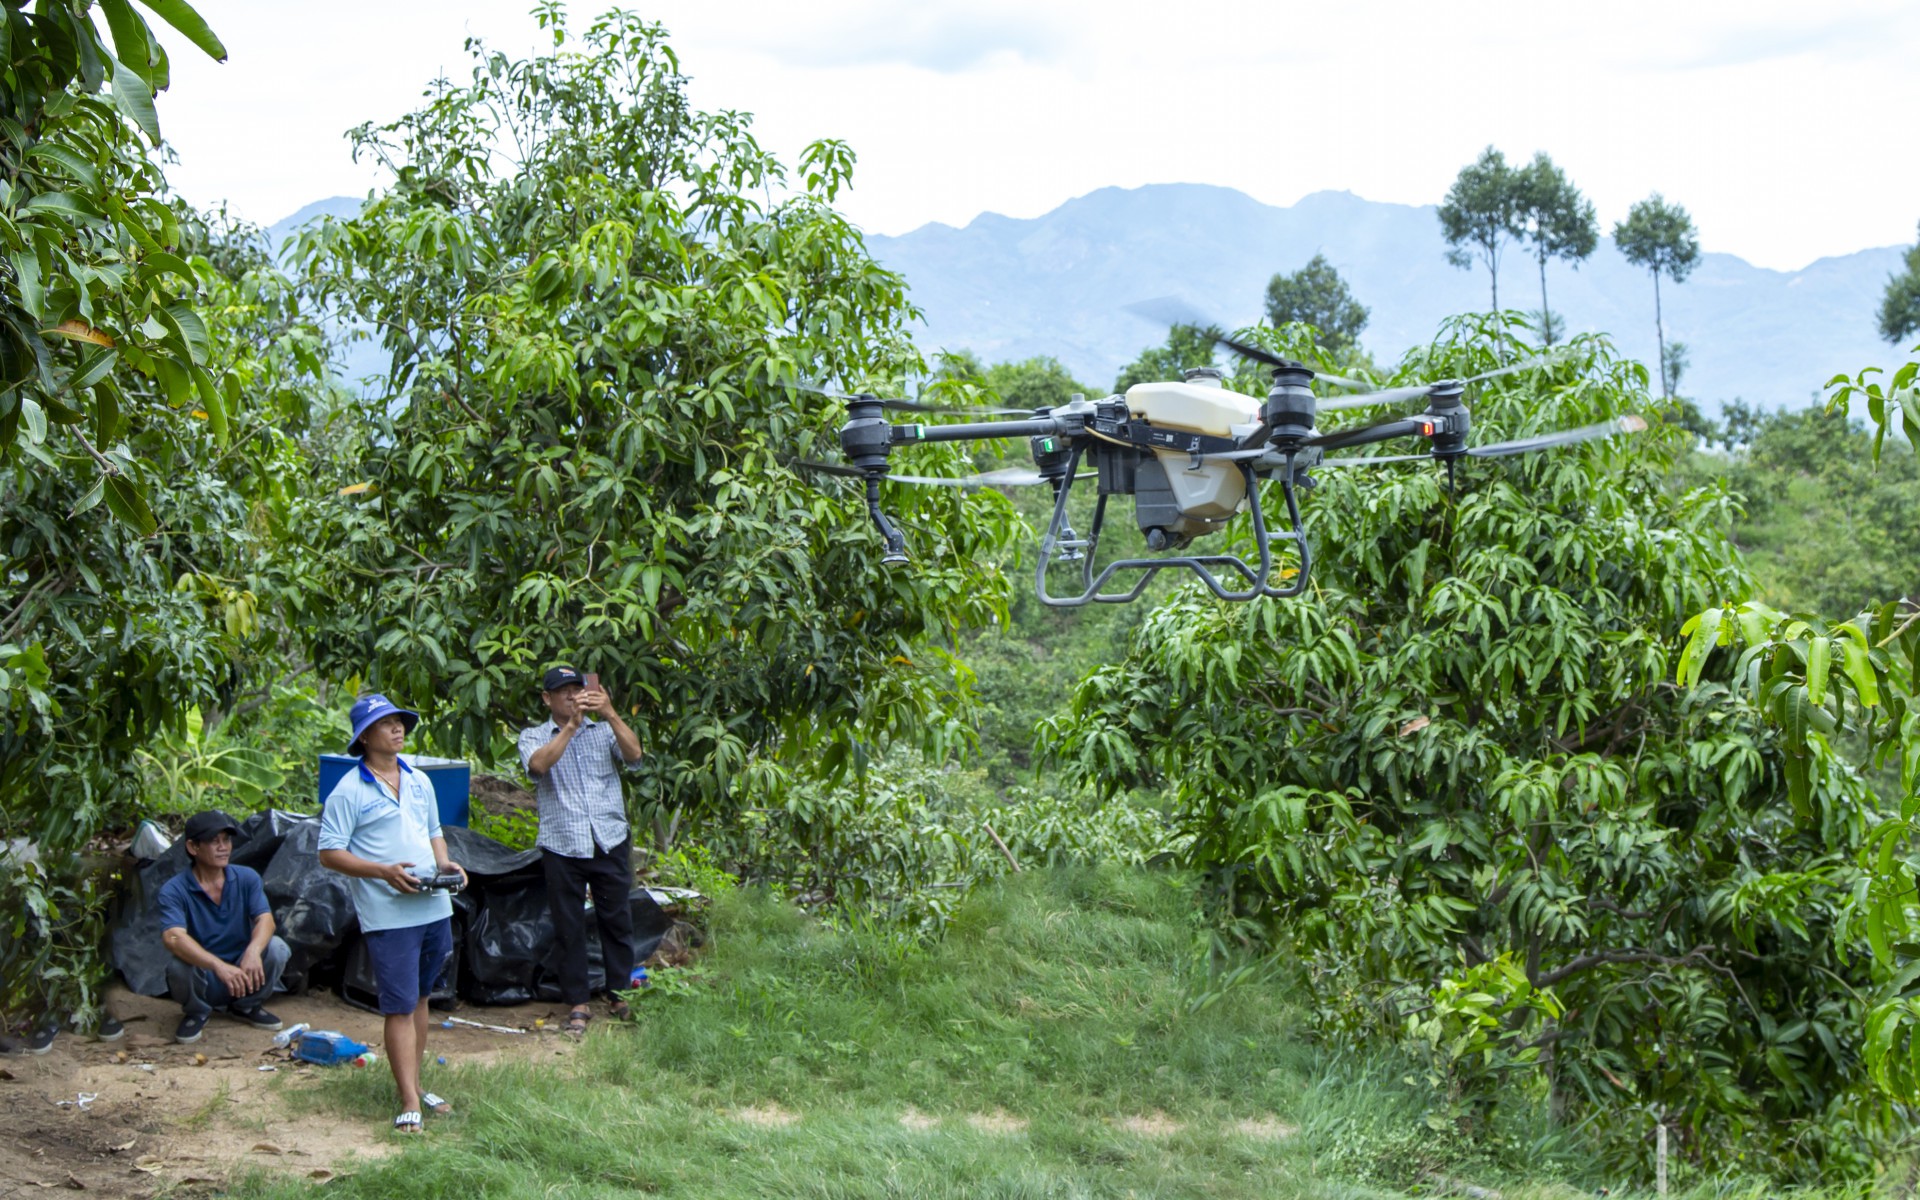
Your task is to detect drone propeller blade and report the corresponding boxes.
[1318,383,1445,411]
[1465,414,1649,458]
[793,459,1094,489]
[788,377,1029,417]
[1317,414,1647,468]
[890,468,1097,488]
[1316,347,1586,412]
[1310,369,1378,392]
[1124,296,1296,370]
[1319,453,1435,467]
[879,397,1034,418]
[1123,295,1215,334]
[792,458,870,479]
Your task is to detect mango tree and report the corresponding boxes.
[288,8,1019,844]
[0,1,330,1023]
[1703,353,1920,1110]
[1043,316,1892,1182]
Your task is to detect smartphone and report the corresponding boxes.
[585,672,600,691]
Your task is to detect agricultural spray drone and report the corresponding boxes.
[802,305,1647,608]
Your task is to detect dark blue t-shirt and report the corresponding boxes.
[156,865,270,964]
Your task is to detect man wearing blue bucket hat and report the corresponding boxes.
[318,693,466,1135]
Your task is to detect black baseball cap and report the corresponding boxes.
[183,810,241,844]
[542,665,584,691]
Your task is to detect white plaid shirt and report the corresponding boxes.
[516,717,640,857]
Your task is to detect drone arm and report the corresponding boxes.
[1305,415,1435,453]
[901,417,1065,445]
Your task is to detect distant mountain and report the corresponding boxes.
[266,195,362,250]
[266,186,1906,414]
[866,184,1906,414]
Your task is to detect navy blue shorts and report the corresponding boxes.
[363,917,453,1015]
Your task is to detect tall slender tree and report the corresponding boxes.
[1613,194,1700,400]
[1514,153,1598,346]
[1878,220,1920,345]
[1439,147,1522,315]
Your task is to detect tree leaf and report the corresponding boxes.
[109,57,161,144]
[97,0,156,85]
[102,474,158,536]
[133,0,226,61]
[42,320,113,348]
[1806,636,1830,706]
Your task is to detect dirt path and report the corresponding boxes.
[0,985,583,1196]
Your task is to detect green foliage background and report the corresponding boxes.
[3,3,1920,1190]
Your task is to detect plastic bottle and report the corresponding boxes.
[271,1022,312,1049]
[289,1030,371,1067]
[629,966,649,989]
[351,1049,379,1068]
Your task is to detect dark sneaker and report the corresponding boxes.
[175,1013,208,1044]
[228,1006,283,1031]
[24,1025,56,1055]
[96,1016,125,1042]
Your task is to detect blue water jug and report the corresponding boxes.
[291,1029,370,1066]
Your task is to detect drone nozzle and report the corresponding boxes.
[863,476,910,567]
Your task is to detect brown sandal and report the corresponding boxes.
[565,1007,591,1035]
[608,999,631,1021]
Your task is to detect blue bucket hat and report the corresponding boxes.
[348,693,419,755]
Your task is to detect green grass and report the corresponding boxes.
[227,869,1859,1199]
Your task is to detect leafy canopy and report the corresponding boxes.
[1512,153,1597,347]
[1614,193,1701,285]
[1262,253,1369,354]
[1614,193,1700,401]
[1438,146,1522,314]
[288,9,1021,830]
[1045,316,1897,1180]
[0,0,333,1023]
[1113,323,1220,394]
[1877,221,1920,345]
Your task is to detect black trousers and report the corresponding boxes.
[541,841,635,1006]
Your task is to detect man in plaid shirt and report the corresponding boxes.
[517,665,645,1033]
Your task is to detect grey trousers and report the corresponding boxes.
[166,935,290,1018]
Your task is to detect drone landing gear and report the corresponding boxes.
[1034,448,1311,607]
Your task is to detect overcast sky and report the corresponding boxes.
[157,0,1917,272]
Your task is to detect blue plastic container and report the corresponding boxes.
[318,753,471,827]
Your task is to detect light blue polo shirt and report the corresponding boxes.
[318,757,453,933]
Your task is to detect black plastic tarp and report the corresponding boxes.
[110,811,676,1007]
[109,809,308,998]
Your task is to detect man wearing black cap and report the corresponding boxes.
[156,810,289,1043]
[518,665,643,1034]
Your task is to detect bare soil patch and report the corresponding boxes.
[0,984,580,1196]
[964,1109,1028,1135]
[470,773,535,816]
[898,1107,939,1131]
[1115,1110,1183,1137]
[730,1102,800,1127]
